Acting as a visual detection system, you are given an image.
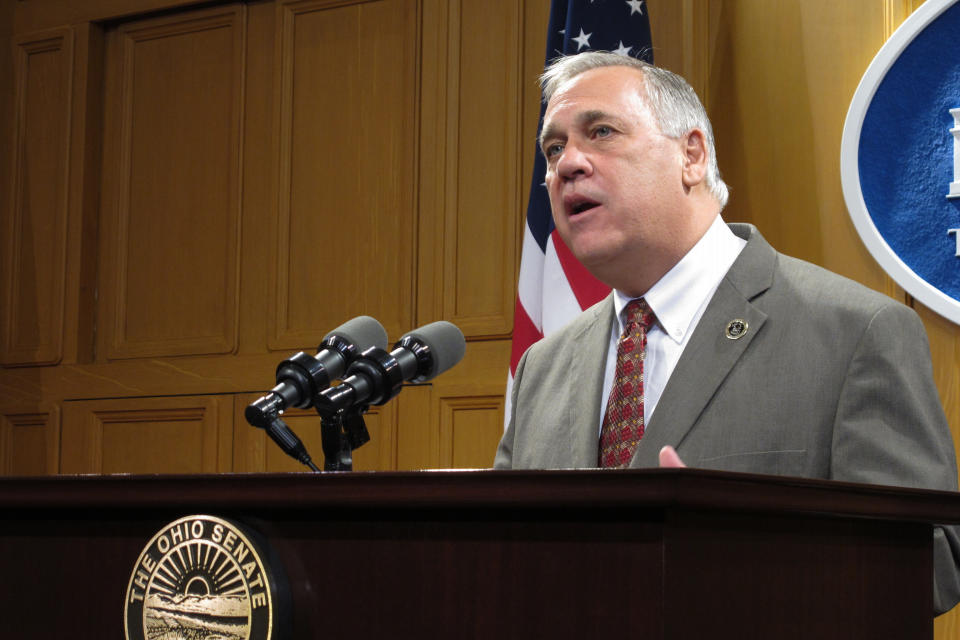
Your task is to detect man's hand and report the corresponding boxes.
[658,445,686,468]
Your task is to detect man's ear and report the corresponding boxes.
[681,128,709,189]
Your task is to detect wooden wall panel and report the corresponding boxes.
[519,0,551,242]
[417,0,523,337]
[60,395,233,474]
[410,0,521,467]
[442,0,521,337]
[705,1,894,295]
[98,5,244,359]
[12,0,205,34]
[438,396,504,469]
[2,28,73,366]
[0,3,12,367]
[395,383,435,469]
[391,341,510,470]
[237,1,277,355]
[432,340,511,469]
[416,0,449,329]
[232,394,269,472]
[0,407,59,475]
[349,400,398,470]
[62,22,105,366]
[270,0,418,348]
[647,0,710,99]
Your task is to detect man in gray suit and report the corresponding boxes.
[494,51,960,614]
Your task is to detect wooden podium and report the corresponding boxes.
[2,468,958,639]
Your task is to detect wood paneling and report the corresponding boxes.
[2,28,73,366]
[432,339,511,469]
[392,340,511,470]
[63,23,105,366]
[0,4,13,364]
[0,407,59,475]
[648,0,710,100]
[439,396,504,469]
[270,0,418,348]
[415,0,521,338]
[98,5,244,359]
[416,0,447,330]
[11,0,205,34]
[443,0,521,337]
[395,382,435,468]
[519,0,551,252]
[237,0,277,356]
[705,0,896,296]
[60,395,233,474]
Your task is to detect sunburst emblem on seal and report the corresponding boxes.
[124,515,275,640]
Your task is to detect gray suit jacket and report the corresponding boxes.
[495,223,960,614]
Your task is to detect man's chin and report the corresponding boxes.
[556,228,622,272]
[565,244,615,279]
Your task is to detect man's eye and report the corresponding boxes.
[594,125,612,138]
[545,143,564,158]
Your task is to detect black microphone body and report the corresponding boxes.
[316,321,465,416]
[245,315,388,428]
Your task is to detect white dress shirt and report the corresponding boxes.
[599,216,747,432]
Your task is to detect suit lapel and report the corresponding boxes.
[630,224,776,468]
[556,295,615,467]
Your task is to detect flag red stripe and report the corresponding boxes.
[550,229,611,309]
[510,297,543,373]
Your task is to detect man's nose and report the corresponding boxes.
[556,142,592,180]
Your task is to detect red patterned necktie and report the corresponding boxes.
[599,298,656,468]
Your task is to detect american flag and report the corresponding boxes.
[506,0,654,424]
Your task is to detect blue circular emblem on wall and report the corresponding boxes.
[842,0,960,325]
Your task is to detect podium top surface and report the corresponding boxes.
[2,468,960,524]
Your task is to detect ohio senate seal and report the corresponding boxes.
[124,515,276,640]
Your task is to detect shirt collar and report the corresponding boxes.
[613,216,746,343]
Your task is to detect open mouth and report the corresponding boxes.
[569,199,600,216]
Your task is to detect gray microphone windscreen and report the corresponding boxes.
[324,315,388,351]
[405,320,465,379]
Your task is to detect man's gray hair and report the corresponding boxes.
[541,51,729,208]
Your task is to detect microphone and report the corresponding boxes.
[316,321,466,415]
[245,315,388,427]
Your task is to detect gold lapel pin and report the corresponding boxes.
[725,319,748,340]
